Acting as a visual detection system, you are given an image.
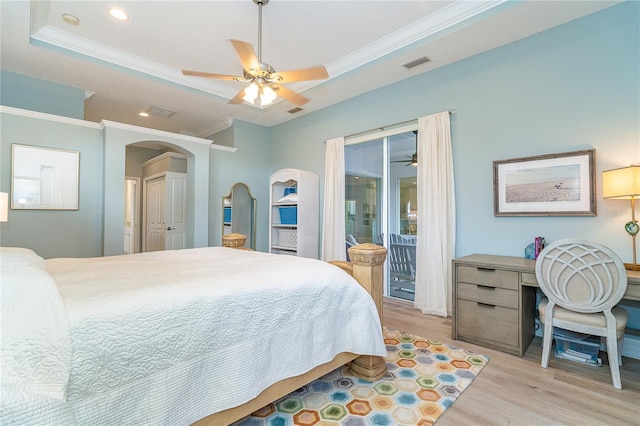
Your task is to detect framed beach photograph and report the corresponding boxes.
[11,144,80,210]
[493,149,596,216]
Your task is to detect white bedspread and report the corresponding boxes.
[16,247,385,425]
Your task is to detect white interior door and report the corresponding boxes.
[145,176,166,252]
[143,172,187,252]
[164,172,187,250]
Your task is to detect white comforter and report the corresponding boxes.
[1,247,385,425]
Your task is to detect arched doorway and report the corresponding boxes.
[102,121,212,256]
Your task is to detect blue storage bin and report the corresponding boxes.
[284,187,297,196]
[224,207,231,222]
[279,206,297,224]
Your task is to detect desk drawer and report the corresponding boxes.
[521,272,538,285]
[457,299,518,347]
[457,265,518,290]
[458,282,518,308]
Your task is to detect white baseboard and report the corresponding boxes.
[534,319,640,360]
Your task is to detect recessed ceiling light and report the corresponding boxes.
[108,8,129,21]
[62,14,80,26]
[139,112,149,117]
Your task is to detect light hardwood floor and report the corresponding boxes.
[382,297,640,426]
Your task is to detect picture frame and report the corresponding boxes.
[11,144,80,210]
[493,149,596,216]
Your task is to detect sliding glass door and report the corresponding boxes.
[345,128,418,301]
[345,137,384,245]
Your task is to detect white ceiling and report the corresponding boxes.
[0,0,619,137]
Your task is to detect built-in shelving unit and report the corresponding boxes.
[269,169,319,258]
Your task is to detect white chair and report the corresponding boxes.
[536,239,628,389]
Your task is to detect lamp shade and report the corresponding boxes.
[0,192,8,222]
[602,165,640,199]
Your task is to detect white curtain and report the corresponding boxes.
[414,112,456,317]
[321,137,346,261]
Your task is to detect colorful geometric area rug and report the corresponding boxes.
[232,328,489,425]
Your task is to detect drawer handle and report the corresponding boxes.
[477,267,496,272]
[477,285,495,290]
[477,302,496,308]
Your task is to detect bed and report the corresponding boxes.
[0,239,387,425]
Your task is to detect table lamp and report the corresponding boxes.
[0,192,8,222]
[602,165,640,271]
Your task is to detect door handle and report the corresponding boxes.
[166,226,175,231]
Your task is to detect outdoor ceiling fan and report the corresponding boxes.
[182,0,328,107]
[391,131,418,166]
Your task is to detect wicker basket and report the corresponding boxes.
[278,229,297,248]
[275,249,297,256]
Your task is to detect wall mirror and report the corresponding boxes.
[223,182,257,249]
[11,144,79,210]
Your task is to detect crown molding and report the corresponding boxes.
[327,0,506,77]
[0,105,102,128]
[30,26,239,100]
[196,118,234,138]
[28,1,505,105]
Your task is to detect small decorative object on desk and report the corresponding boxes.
[524,243,536,259]
[525,237,546,259]
[534,236,545,259]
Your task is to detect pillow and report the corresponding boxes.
[0,247,72,400]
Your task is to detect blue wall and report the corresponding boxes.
[1,3,638,264]
[209,120,272,251]
[0,70,85,119]
[0,113,104,258]
[270,2,640,262]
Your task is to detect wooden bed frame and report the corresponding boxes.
[194,234,388,425]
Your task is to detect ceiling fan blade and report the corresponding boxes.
[275,66,329,83]
[230,39,260,72]
[182,70,241,81]
[274,85,309,106]
[229,88,246,105]
[391,155,414,163]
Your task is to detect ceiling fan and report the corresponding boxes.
[391,131,418,166]
[182,0,328,107]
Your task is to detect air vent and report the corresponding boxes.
[287,107,304,114]
[402,56,431,70]
[148,106,177,118]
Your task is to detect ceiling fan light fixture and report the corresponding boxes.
[243,83,259,103]
[181,0,327,106]
[260,85,277,106]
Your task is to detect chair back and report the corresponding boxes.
[389,240,416,282]
[535,239,627,314]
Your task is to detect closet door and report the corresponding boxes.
[144,176,166,252]
[143,172,187,252]
[164,172,187,250]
